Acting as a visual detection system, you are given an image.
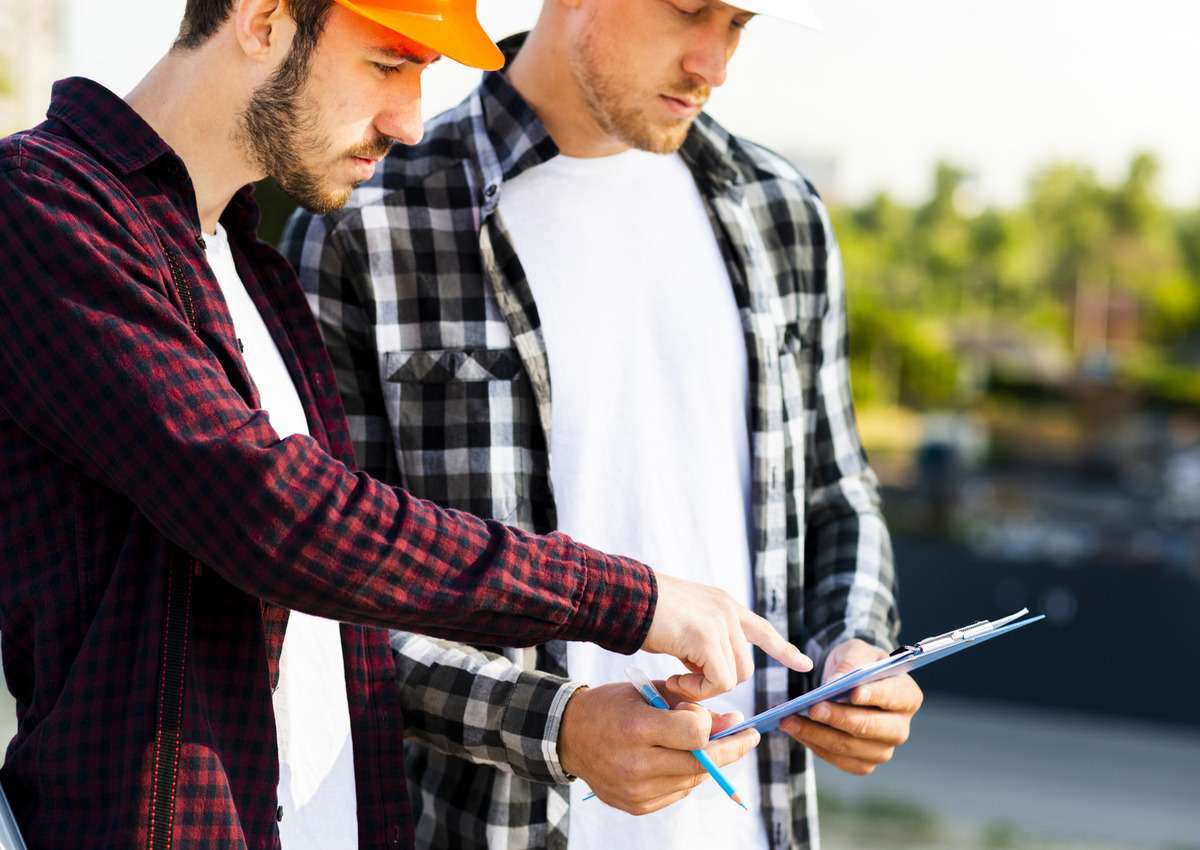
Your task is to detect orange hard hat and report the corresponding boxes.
[332,0,504,71]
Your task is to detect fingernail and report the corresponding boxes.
[858,688,872,703]
[810,704,830,721]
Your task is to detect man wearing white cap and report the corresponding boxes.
[284,1,923,848]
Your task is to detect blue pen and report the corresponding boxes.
[583,665,748,810]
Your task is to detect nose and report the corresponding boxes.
[375,76,425,146]
[680,18,735,89]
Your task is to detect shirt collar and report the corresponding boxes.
[679,113,743,195]
[46,77,176,176]
[467,33,560,190]
[466,33,744,204]
[46,76,263,240]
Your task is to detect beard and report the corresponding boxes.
[236,48,393,214]
[570,24,709,155]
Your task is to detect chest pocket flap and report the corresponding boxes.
[385,348,525,383]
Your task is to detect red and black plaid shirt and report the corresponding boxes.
[0,77,656,850]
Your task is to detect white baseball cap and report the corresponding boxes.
[729,0,821,29]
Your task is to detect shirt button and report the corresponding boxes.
[484,183,498,199]
[196,233,207,249]
[277,804,284,822]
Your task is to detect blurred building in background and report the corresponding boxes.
[0,0,64,135]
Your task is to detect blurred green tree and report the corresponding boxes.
[837,153,1200,412]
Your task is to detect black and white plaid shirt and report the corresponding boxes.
[281,34,899,850]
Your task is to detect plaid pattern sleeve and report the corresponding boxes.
[390,633,583,785]
[0,138,656,656]
[800,199,900,675]
[281,207,584,787]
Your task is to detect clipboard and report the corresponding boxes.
[0,783,27,850]
[712,608,1045,740]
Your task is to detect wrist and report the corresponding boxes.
[557,685,591,780]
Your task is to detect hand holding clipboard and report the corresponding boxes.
[712,608,1045,740]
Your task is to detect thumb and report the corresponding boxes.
[666,672,707,702]
[666,671,727,703]
[823,658,858,685]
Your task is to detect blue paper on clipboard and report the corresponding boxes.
[712,608,1045,740]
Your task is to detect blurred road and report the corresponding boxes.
[816,696,1200,848]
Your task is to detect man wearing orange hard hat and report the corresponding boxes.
[0,1,817,848]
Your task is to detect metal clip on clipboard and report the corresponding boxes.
[712,608,1045,740]
[896,608,1033,657]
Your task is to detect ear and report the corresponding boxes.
[230,0,294,62]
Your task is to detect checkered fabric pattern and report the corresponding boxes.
[0,77,657,850]
[282,34,900,850]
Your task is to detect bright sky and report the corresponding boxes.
[61,0,1200,207]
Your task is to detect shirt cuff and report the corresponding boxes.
[541,680,589,785]
[560,542,657,655]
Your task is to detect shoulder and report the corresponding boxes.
[692,114,833,246]
[693,114,823,203]
[1,121,130,209]
[696,114,835,264]
[0,123,160,265]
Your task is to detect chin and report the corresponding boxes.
[295,185,354,215]
[636,125,692,155]
[617,112,694,155]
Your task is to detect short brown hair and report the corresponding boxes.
[174,0,334,51]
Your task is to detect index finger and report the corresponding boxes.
[740,611,812,673]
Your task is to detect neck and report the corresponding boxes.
[506,25,628,159]
[125,44,262,235]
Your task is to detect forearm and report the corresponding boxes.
[803,487,899,675]
[392,632,583,784]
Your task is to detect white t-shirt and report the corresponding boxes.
[203,224,359,850]
[499,150,768,850]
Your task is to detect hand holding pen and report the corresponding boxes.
[563,667,761,814]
